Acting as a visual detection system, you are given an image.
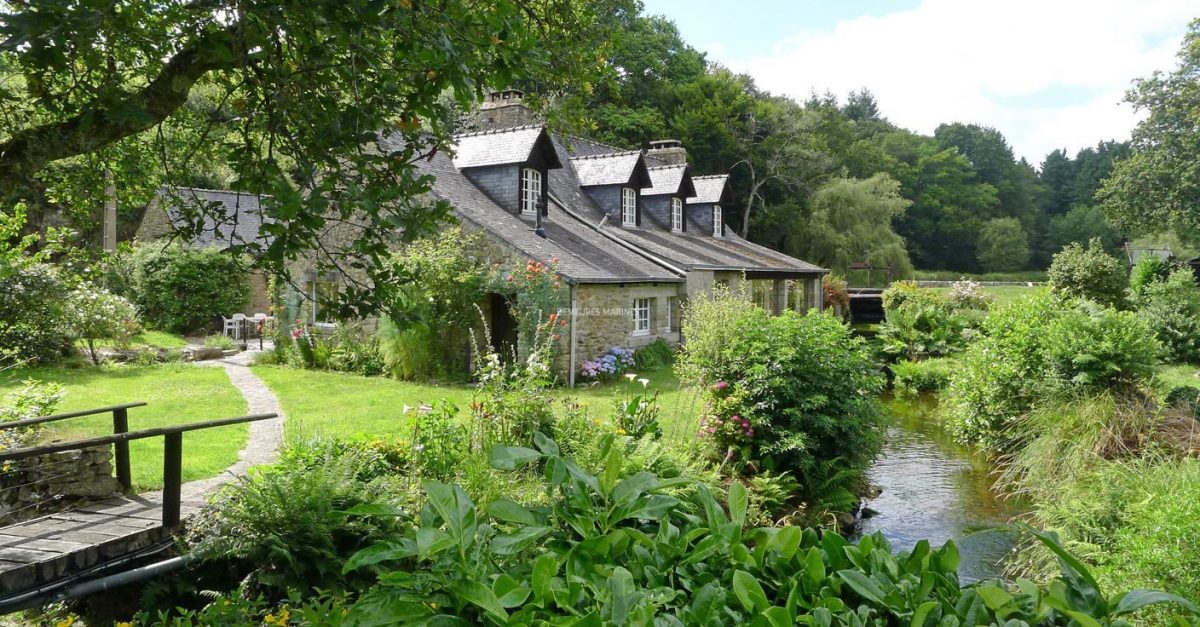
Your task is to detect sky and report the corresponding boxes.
[640,0,1196,166]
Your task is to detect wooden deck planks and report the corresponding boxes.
[0,494,183,594]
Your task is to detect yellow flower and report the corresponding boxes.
[54,618,75,627]
[615,428,626,435]
[116,623,132,627]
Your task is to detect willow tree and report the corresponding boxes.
[0,0,620,318]
[789,173,914,279]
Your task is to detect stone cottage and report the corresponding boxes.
[137,90,828,382]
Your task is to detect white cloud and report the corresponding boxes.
[716,0,1194,164]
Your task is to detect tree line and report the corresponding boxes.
[563,7,1149,276]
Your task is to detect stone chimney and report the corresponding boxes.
[479,89,539,129]
[646,139,688,165]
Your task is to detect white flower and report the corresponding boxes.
[638,378,649,388]
[624,373,637,381]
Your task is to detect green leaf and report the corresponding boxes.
[1113,589,1200,617]
[609,566,635,624]
[493,574,531,608]
[531,553,559,603]
[729,481,748,526]
[491,525,551,555]
[486,498,539,525]
[489,445,542,470]
[761,606,793,627]
[837,570,887,606]
[976,584,1013,611]
[451,580,508,622]
[768,526,802,558]
[911,600,938,627]
[733,570,770,613]
[1065,610,1103,627]
[342,540,413,573]
[804,547,826,587]
[335,503,406,518]
[533,431,559,456]
[935,540,960,573]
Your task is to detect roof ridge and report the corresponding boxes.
[646,163,688,170]
[162,185,265,197]
[569,150,643,161]
[453,123,543,139]
[557,132,636,155]
[690,174,728,180]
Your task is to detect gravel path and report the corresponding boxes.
[182,349,285,498]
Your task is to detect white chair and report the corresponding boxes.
[230,313,247,340]
[222,316,240,339]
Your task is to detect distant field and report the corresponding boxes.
[912,270,1048,282]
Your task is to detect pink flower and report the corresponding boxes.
[712,380,728,390]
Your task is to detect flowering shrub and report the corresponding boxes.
[579,346,635,380]
[697,380,756,460]
[65,283,141,364]
[128,244,250,333]
[946,278,994,309]
[409,401,470,481]
[490,257,566,361]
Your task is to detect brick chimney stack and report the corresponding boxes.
[479,89,539,129]
[646,139,688,165]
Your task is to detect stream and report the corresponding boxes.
[855,395,1022,581]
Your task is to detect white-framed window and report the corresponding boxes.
[520,167,541,215]
[309,279,339,326]
[621,187,637,227]
[632,298,650,336]
[712,204,723,237]
[671,197,684,232]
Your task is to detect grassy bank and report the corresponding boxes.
[0,364,248,490]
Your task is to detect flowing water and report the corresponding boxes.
[856,395,1023,581]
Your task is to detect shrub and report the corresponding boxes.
[976,217,1031,272]
[945,292,1162,451]
[579,346,635,381]
[822,273,850,314]
[611,375,661,439]
[0,380,63,450]
[680,293,885,501]
[409,401,471,481]
[384,228,490,379]
[946,278,994,309]
[1129,256,1172,297]
[339,435,1200,626]
[470,323,556,449]
[186,453,402,597]
[877,286,983,361]
[65,283,141,364]
[1131,268,1200,363]
[1048,238,1127,308]
[891,358,956,396]
[0,263,72,364]
[632,338,674,371]
[202,333,237,351]
[130,245,250,333]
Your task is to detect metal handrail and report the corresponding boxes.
[0,412,278,527]
[0,402,147,431]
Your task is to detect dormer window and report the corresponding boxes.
[621,187,637,227]
[520,167,541,216]
[671,197,684,233]
[713,204,723,237]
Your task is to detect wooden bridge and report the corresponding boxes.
[0,403,276,612]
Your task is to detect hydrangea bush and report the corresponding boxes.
[579,346,635,381]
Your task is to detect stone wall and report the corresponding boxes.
[571,282,681,367]
[0,446,122,525]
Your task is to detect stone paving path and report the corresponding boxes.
[186,348,284,498]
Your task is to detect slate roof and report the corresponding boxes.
[451,125,561,169]
[407,144,680,284]
[546,134,825,276]
[689,175,730,205]
[154,187,274,248]
[644,164,697,197]
[571,151,648,187]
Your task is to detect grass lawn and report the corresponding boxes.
[78,329,189,351]
[0,364,247,490]
[926,285,1047,307]
[252,365,703,444]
